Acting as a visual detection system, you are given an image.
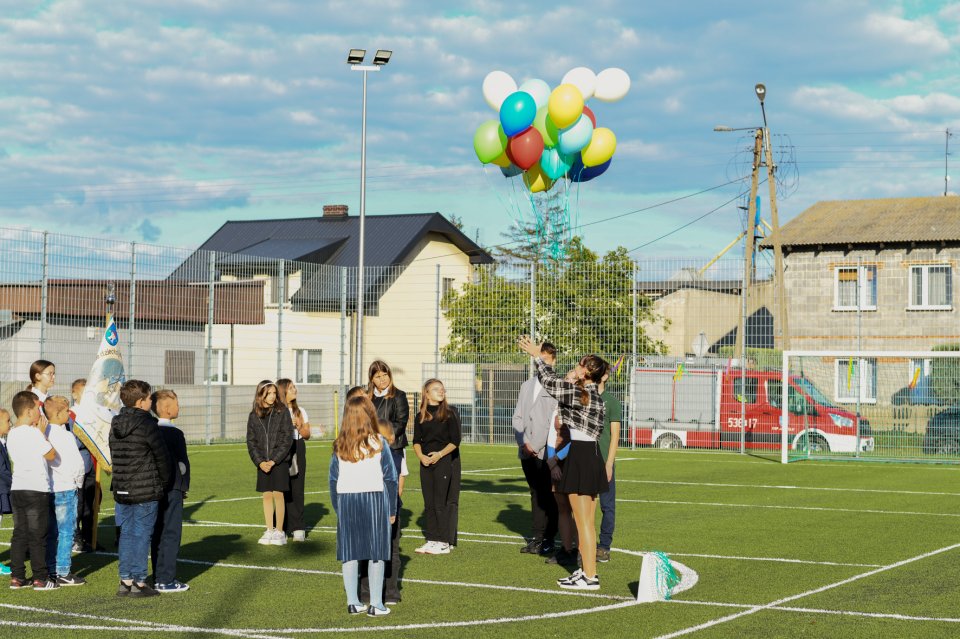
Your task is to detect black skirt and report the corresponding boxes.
[256,462,291,492]
[556,440,608,496]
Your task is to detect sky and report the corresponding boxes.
[0,0,958,262]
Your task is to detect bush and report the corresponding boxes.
[930,343,960,407]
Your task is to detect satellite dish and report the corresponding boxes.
[692,331,709,358]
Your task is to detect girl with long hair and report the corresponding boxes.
[366,361,408,475]
[412,378,461,555]
[275,378,311,542]
[519,336,607,591]
[245,381,294,547]
[330,396,398,617]
[27,360,55,427]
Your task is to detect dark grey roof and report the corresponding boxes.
[169,212,492,310]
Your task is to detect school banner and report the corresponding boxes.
[71,313,125,472]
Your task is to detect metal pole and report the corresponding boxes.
[277,260,285,380]
[529,261,536,377]
[39,231,48,359]
[630,262,638,450]
[434,264,441,378]
[128,242,136,377]
[946,128,952,197]
[764,127,790,350]
[856,256,862,457]
[355,68,368,386]
[205,252,216,445]
[340,267,348,403]
[740,226,748,456]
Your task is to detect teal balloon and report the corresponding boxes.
[540,148,574,180]
[557,115,594,155]
[518,78,551,109]
[499,91,537,137]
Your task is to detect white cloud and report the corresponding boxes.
[289,110,319,125]
[863,12,950,55]
[642,66,683,85]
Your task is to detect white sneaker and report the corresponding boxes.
[270,529,287,546]
[415,541,436,554]
[258,529,274,545]
[424,542,451,555]
[292,530,305,542]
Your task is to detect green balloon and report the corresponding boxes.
[533,107,559,148]
[473,120,508,164]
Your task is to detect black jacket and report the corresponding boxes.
[158,423,190,493]
[372,389,410,450]
[246,407,294,467]
[109,407,171,505]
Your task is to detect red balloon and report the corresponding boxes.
[506,127,544,170]
[582,106,597,128]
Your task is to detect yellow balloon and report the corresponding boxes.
[547,84,584,129]
[581,127,617,167]
[523,164,554,193]
[491,151,512,167]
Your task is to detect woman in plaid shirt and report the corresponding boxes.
[518,336,608,591]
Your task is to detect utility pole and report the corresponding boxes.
[733,130,763,359]
[946,128,953,197]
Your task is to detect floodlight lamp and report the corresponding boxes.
[372,49,392,65]
[347,49,366,65]
[755,83,766,103]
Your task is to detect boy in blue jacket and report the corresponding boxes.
[150,390,190,593]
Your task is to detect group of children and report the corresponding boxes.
[0,360,190,595]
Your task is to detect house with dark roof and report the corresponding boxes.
[759,195,960,407]
[175,205,493,388]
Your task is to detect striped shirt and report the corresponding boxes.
[535,358,605,439]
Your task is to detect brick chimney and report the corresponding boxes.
[322,204,349,218]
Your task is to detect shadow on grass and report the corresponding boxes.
[176,533,245,582]
[495,502,529,539]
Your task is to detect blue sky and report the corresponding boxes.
[0,0,958,259]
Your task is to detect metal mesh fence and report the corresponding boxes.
[0,226,957,463]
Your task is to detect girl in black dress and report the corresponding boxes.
[246,381,294,547]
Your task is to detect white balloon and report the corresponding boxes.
[518,78,551,110]
[594,68,631,102]
[482,70,517,111]
[562,67,596,101]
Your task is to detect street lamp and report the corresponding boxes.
[348,47,392,385]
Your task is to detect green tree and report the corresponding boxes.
[929,343,960,406]
[442,237,666,362]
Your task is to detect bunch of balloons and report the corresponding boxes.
[473,67,630,193]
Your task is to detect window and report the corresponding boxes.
[834,265,876,310]
[835,358,877,403]
[208,348,230,384]
[295,349,322,384]
[442,277,455,298]
[766,380,813,414]
[164,350,195,385]
[732,376,758,403]
[909,264,953,310]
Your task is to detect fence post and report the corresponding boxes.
[205,251,215,445]
[340,267,347,402]
[434,264,441,378]
[529,261,536,377]
[128,242,136,377]
[276,259,285,380]
[630,261,638,450]
[39,231,48,359]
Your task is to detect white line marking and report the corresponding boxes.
[652,541,960,639]
[672,599,960,623]
[462,466,520,474]
[616,478,960,497]
[617,498,960,518]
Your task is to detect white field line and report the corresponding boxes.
[616,456,960,471]
[617,498,960,518]
[616,478,960,497]
[673,599,960,623]
[461,466,521,474]
[652,541,960,639]
[0,603,290,639]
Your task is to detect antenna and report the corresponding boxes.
[946,128,953,197]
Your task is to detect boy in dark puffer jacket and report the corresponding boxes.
[109,380,170,598]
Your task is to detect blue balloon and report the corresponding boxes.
[540,147,574,180]
[499,91,537,137]
[557,114,594,155]
[500,163,523,178]
[568,155,611,183]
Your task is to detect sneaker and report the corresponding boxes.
[557,569,600,591]
[129,582,160,598]
[270,529,287,546]
[258,529,275,545]
[116,581,132,597]
[155,580,189,593]
[384,594,401,605]
[9,577,29,590]
[347,604,365,615]
[414,541,437,554]
[596,547,611,563]
[367,605,391,617]
[545,548,579,566]
[538,541,556,556]
[71,542,83,553]
[56,573,87,587]
[520,539,543,554]
[0,563,10,576]
[292,530,306,542]
[424,542,450,555]
[32,579,59,591]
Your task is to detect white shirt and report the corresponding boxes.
[532,378,543,405]
[400,449,409,477]
[46,423,85,492]
[30,388,48,403]
[374,387,389,398]
[336,437,386,494]
[291,406,309,440]
[8,425,53,492]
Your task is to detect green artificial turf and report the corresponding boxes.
[1,443,957,638]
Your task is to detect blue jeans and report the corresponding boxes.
[46,489,78,576]
[598,466,616,550]
[115,501,159,582]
